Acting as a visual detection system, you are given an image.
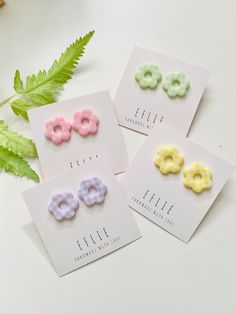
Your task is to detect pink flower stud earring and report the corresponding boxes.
[72,109,99,136]
[45,116,72,145]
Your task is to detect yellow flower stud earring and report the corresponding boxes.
[154,146,184,174]
[183,163,212,193]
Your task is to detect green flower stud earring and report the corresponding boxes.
[135,64,162,89]
[162,72,190,98]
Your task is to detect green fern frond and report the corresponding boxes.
[0,120,37,157]
[10,30,94,119]
[0,147,39,182]
[13,69,24,93]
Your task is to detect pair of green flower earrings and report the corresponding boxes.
[135,64,190,98]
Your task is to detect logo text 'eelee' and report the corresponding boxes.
[76,227,109,251]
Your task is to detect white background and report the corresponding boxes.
[0,1,235,313]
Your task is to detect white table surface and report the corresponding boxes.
[0,1,236,313]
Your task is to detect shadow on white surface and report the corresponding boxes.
[72,59,99,75]
[189,89,210,129]
[22,222,53,269]
[192,180,233,239]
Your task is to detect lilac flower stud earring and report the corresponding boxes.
[78,177,107,206]
[48,193,79,221]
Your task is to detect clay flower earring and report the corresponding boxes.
[135,64,162,89]
[72,109,99,136]
[154,146,184,174]
[78,177,107,206]
[48,193,79,221]
[45,116,72,145]
[183,163,212,193]
[163,72,190,98]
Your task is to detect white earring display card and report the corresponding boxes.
[121,126,233,242]
[114,47,210,135]
[28,91,128,180]
[22,160,141,276]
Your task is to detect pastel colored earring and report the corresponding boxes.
[154,146,184,174]
[162,72,190,98]
[135,64,162,89]
[78,177,107,206]
[45,116,72,145]
[72,109,99,136]
[183,163,212,193]
[48,193,79,221]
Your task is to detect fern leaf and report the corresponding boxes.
[11,98,45,120]
[0,120,37,157]
[13,70,24,93]
[0,147,39,182]
[10,31,94,120]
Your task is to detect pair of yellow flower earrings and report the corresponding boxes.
[154,146,212,193]
[135,64,190,97]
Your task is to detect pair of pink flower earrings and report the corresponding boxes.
[45,109,99,145]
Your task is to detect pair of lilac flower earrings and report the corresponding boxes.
[48,177,107,221]
[45,109,99,145]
